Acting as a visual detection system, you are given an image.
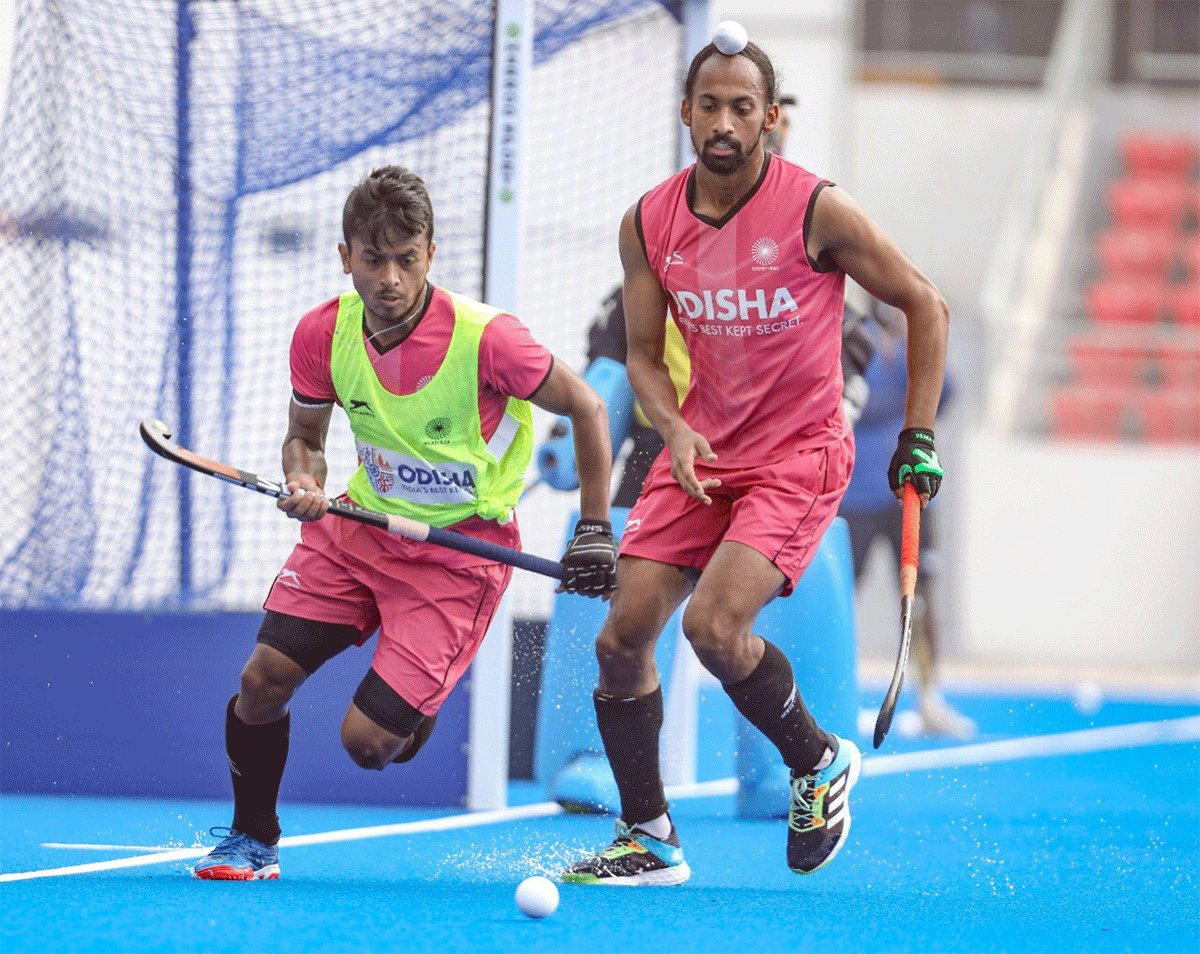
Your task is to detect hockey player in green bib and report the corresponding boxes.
[194,166,617,881]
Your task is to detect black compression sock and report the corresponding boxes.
[723,640,832,774]
[594,687,669,827]
[226,694,289,846]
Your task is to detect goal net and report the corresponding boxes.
[0,0,684,615]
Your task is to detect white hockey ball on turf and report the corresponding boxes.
[515,876,559,919]
[712,20,748,56]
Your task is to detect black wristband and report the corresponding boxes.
[574,519,612,536]
[898,426,935,444]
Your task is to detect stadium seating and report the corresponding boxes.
[1182,235,1200,279]
[1158,344,1200,389]
[1048,387,1131,441]
[1167,281,1200,328]
[1106,176,1191,230]
[1067,335,1147,388]
[1136,391,1200,444]
[1094,227,1177,278]
[1084,278,1166,326]
[1051,129,1199,445]
[1119,130,1199,179]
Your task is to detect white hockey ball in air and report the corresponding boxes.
[515,876,559,919]
[712,20,748,55]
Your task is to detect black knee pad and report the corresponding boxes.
[352,668,426,738]
[256,610,364,676]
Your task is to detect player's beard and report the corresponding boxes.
[696,127,761,175]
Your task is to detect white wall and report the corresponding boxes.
[846,84,1040,310]
[960,435,1200,671]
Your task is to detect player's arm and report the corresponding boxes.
[529,363,617,598]
[527,362,612,526]
[808,186,949,502]
[619,204,720,504]
[278,398,333,521]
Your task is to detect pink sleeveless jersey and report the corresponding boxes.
[637,154,847,469]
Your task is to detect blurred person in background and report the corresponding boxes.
[840,301,975,739]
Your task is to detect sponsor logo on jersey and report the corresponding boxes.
[356,440,478,503]
[667,286,799,323]
[278,569,302,589]
[663,250,685,272]
[425,417,452,444]
[751,237,780,268]
[348,399,375,417]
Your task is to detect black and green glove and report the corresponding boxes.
[559,519,617,598]
[888,428,944,499]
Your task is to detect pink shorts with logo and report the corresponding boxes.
[264,513,511,715]
[619,431,854,596]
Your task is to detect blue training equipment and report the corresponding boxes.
[534,508,685,810]
[535,511,859,817]
[737,517,859,818]
[536,357,635,490]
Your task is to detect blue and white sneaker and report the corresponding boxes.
[193,827,280,881]
[787,736,862,874]
[562,819,691,885]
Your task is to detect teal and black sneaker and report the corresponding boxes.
[193,827,280,881]
[563,819,691,885]
[787,736,862,874]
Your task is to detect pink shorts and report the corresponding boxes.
[264,514,511,714]
[619,431,854,596]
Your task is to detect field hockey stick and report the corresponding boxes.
[139,418,565,581]
[873,481,921,749]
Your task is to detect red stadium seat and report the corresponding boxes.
[1182,236,1200,279]
[1167,282,1200,328]
[1047,387,1130,441]
[1120,131,1200,179]
[1155,344,1200,389]
[1136,391,1200,444]
[1107,176,1190,229]
[1095,228,1178,278]
[1085,278,1166,326]
[1068,336,1146,387]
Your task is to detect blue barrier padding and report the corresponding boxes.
[0,610,469,807]
[736,517,859,817]
[536,356,634,491]
[534,508,684,789]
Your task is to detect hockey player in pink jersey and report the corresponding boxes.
[564,26,949,885]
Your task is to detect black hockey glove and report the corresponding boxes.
[887,428,944,500]
[559,519,618,598]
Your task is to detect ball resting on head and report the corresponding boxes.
[712,20,748,56]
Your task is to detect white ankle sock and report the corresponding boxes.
[813,746,834,771]
[632,812,672,840]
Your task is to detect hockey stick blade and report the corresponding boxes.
[873,481,922,749]
[139,418,564,580]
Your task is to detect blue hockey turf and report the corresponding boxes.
[2,690,1197,954]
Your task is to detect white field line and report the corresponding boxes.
[861,714,1200,776]
[4,802,563,883]
[7,716,1198,883]
[41,844,183,852]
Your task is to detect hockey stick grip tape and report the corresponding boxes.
[899,482,921,598]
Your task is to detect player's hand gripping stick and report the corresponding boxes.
[140,418,565,582]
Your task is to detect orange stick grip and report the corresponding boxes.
[899,482,921,598]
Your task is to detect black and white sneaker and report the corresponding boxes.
[787,736,861,874]
[562,820,691,885]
